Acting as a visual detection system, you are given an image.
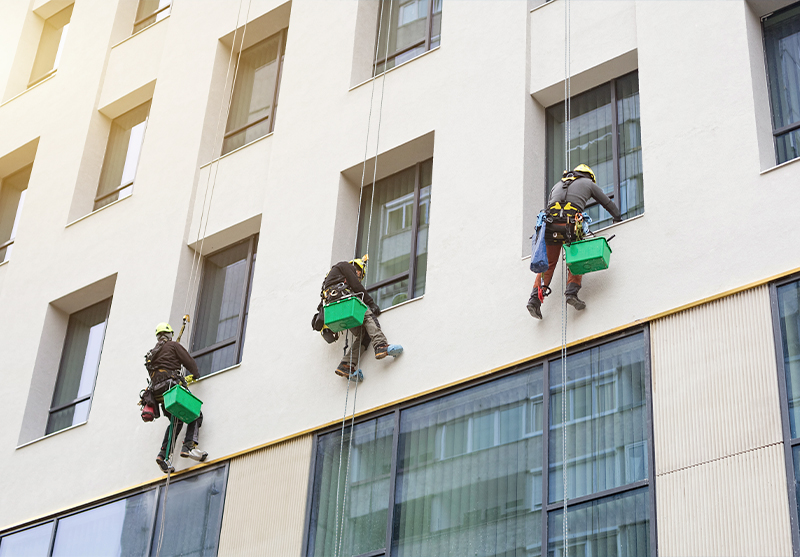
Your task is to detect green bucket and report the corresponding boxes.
[324,296,368,332]
[163,385,202,423]
[565,237,612,275]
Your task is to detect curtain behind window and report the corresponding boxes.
[765,4,800,163]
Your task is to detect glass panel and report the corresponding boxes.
[391,366,544,557]
[431,0,442,48]
[615,73,644,223]
[547,487,649,557]
[793,445,800,525]
[0,522,53,557]
[52,492,156,557]
[133,0,171,33]
[764,4,800,164]
[95,101,151,210]
[370,278,409,310]
[47,299,111,435]
[0,165,32,263]
[778,280,800,438]
[307,416,394,557]
[29,5,73,85]
[378,0,429,71]
[414,160,432,298]
[223,33,282,154]
[776,128,800,164]
[150,467,227,557]
[194,344,237,378]
[192,241,251,375]
[548,334,647,503]
[46,399,91,435]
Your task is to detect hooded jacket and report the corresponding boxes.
[547,172,622,222]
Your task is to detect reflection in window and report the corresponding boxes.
[546,71,644,230]
[133,0,171,34]
[95,101,151,211]
[191,237,257,376]
[0,164,32,263]
[764,4,800,164]
[375,0,442,74]
[357,160,432,310]
[222,31,287,154]
[47,299,111,435]
[29,5,73,87]
[0,523,53,557]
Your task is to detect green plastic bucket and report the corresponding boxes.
[324,296,368,332]
[163,385,202,423]
[565,237,612,275]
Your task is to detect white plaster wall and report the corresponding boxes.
[0,0,799,545]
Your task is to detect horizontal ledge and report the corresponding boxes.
[196,363,241,382]
[0,73,57,108]
[199,132,273,170]
[349,46,440,93]
[65,194,131,228]
[16,421,88,450]
[380,294,423,314]
[760,154,800,176]
[133,4,171,28]
[110,14,170,50]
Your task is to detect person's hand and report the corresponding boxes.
[371,305,381,317]
[185,375,195,385]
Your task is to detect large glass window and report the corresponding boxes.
[133,0,171,34]
[95,101,151,211]
[764,3,800,165]
[546,71,644,230]
[0,466,227,557]
[375,0,442,74]
[29,4,73,87]
[357,160,432,311]
[222,31,287,155]
[191,236,257,376]
[47,299,111,436]
[0,164,32,264]
[306,332,653,556]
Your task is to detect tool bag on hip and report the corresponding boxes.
[545,202,581,245]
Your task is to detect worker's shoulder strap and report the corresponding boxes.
[144,338,169,371]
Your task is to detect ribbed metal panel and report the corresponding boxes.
[218,435,313,557]
[650,285,782,474]
[656,443,792,556]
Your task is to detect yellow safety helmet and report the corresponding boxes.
[573,164,596,183]
[350,254,369,279]
[155,322,174,336]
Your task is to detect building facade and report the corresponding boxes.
[1,0,800,555]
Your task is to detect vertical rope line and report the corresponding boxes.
[333,330,354,557]
[155,417,177,557]
[183,0,247,316]
[562,0,571,554]
[337,340,363,557]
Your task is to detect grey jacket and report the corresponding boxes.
[547,174,622,221]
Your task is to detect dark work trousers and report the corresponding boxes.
[340,310,388,368]
[533,243,582,291]
[160,407,203,452]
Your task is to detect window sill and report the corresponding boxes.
[530,0,556,14]
[200,132,274,170]
[111,14,170,50]
[0,259,8,269]
[760,155,800,176]
[521,213,644,261]
[16,421,88,450]
[196,363,241,382]
[0,73,57,109]
[381,294,424,314]
[65,193,132,228]
[349,46,440,93]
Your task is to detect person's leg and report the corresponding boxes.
[528,243,563,318]
[156,410,182,472]
[565,268,586,310]
[180,412,208,462]
[336,325,364,377]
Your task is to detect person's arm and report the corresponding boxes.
[589,182,622,222]
[338,263,378,312]
[173,342,199,378]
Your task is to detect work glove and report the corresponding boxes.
[370,305,381,317]
[185,375,195,385]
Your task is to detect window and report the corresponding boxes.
[375,0,442,74]
[0,465,227,556]
[95,101,151,211]
[764,3,800,165]
[773,277,800,547]
[29,4,73,87]
[47,299,111,435]
[191,236,257,376]
[222,30,287,155]
[133,0,171,34]
[306,332,654,557]
[0,164,32,264]
[546,71,644,230]
[357,159,432,310]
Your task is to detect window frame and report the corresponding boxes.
[761,2,800,165]
[0,164,32,264]
[355,160,430,308]
[132,0,171,34]
[0,463,229,556]
[373,0,440,74]
[770,273,800,554]
[189,235,258,370]
[302,326,658,557]
[27,4,73,88]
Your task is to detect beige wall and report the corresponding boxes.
[1,1,800,552]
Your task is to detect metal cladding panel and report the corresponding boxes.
[650,285,782,474]
[218,435,313,557]
[656,443,792,556]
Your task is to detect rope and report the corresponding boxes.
[155,416,177,557]
[562,0,571,554]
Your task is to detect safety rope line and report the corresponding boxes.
[155,416,177,557]
[333,2,394,555]
[183,0,252,319]
[562,0,571,554]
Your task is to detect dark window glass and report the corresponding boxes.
[375,0,442,74]
[546,72,644,230]
[357,160,432,310]
[764,4,800,164]
[192,237,257,376]
[778,280,800,437]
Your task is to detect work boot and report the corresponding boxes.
[335,361,355,378]
[565,284,586,311]
[527,294,542,319]
[156,451,174,474]
[375,343,404,359]
[180,442,208,462]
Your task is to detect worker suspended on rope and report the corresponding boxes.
[312,256,403,378]
[527,164,621,319]
[140,322,208,473]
